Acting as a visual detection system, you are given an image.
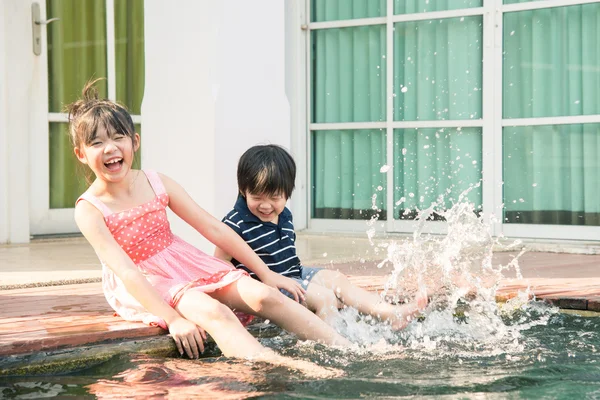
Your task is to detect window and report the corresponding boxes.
[307,0,600,239]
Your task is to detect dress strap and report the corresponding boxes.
[143,170,166,196]
[76,193,113,218]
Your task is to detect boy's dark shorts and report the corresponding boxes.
[279,266,323,300]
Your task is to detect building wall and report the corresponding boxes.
[143,0,295,253]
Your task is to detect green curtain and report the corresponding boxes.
[393,15,483,218]
[311,0,385,23]
[393,16,482,121]
[311,25,387,219]
[47,0,144,209]
[115,0,145,115]
[503,4,600,225]
[394,128,482,219]
[313,130,387,219]
[311,5,483,220]
[48,0,107,209]
[115,0,144,169]
[394,0,482,15]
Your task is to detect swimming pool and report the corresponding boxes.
[1,305,599,399]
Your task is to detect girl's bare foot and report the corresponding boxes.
[248,351,343,379]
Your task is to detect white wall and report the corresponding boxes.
[0,0,8,244]
[0,0,32,243]
[143,0,294,253]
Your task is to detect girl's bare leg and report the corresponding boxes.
[177,289,340,378]
[176,289,267,358]
[310,270,428,330]
[210,276,351,347]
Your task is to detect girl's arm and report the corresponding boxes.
[161,173,305,302]
[74,201,206,358]
[214,247,235,267]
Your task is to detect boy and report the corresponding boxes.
[215,145,427,330]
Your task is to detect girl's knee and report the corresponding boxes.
[248,284,285,313]
[195,297,237,324]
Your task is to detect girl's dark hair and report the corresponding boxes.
[65,78,136,149]
[237,145,296,198]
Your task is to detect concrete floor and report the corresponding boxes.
[1,232,600,287]
[0,233,396,287]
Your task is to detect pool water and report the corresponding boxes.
[1,308,599,399]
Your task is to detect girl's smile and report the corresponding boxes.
[75,125,139,182]
[104,156,124,172]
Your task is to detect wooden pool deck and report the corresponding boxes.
[2,252,600,362]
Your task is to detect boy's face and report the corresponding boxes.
[245,191,287,224]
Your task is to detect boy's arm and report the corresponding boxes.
[161,173,305,302]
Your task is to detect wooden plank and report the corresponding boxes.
[0,325,165,356]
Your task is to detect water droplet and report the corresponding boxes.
[322,252,328,257]
[380,164,391,173]
[510,31,515,36]
[401,86,408,93]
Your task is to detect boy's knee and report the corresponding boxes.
[307,284,340,312]
[313,269,348,288]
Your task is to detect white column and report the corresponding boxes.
[284,0,307,229]
[0,0,33,243]
[143,0,291,253]
[0,0,8,244]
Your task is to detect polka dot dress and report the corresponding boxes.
[77,170,251,329]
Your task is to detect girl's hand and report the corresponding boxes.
[262,272,306,303]
[168,317,207,359]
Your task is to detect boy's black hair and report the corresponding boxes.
[237,145,296,198]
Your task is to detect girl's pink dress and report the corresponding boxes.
[77,170,251,329]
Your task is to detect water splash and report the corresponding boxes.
[366,185,557,357]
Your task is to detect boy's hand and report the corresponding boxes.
[262,271,306,303]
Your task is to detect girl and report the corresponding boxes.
[70,79,350,370]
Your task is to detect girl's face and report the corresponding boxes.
[244,191,287,224]
[74,125,140,183]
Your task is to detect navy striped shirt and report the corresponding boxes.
[222,195,302,278]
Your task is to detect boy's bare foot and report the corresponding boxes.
[390,288,428,331]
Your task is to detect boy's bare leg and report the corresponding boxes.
[210,276,351,346]
[303,281,343,323]
[310,270,427,330]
